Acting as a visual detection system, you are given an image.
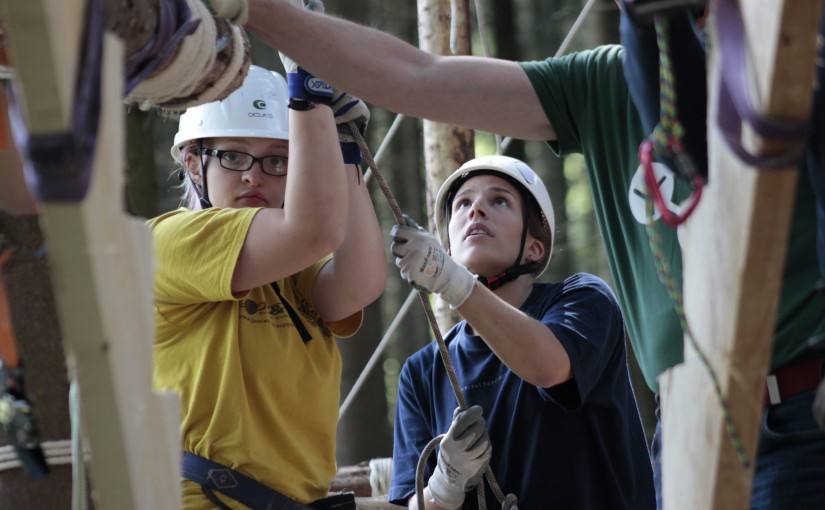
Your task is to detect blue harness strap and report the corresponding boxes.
[181,452,312,510]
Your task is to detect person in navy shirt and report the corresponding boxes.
[389,155,655,510]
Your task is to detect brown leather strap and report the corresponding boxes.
[765,357,825,406]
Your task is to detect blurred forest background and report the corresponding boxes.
[123,0,656,468]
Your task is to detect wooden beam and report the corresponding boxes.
[0,0,81,134]
[661,0,822,508]
[416,0,474,330]
[1,1,181,508]
[43,36,182,510]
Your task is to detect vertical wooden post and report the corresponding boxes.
[1,1,180,508]
[416,0,474,330]
[661,1,822,508]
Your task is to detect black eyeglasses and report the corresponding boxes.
[201,148,288,177]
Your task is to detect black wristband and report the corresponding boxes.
[288,98,317,111]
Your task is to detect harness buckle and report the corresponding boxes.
[207,468,239,490]
[766,374,781,405]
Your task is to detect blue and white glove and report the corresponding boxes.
[390,215,476,308]
[428,406,493,510]
[278,31,332,109]
[331,91,369,165]
[282,0,367,165]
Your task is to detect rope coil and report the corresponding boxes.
[125,0,250,112]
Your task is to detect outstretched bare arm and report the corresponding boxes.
[245,0,556,141]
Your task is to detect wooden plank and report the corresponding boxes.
[1,1,181,507]
[661,0,822,508]
[0,0,81,134]
[355,497,405,509]
[41,35,180,510]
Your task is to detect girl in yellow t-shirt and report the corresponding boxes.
[149,64,385,510]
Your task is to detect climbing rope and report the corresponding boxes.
[639,15,703,227]
[349,122,516,510]
[643,218,752,470]
[640,14,750,470]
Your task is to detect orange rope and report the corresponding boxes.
[0,249,20,369]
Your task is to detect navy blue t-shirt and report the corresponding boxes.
[389,273,655,510]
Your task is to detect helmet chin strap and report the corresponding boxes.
[195,139,213,209]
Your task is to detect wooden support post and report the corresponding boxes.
[416,0,474,331]
[661,1,822,508]
[1,1,180,508]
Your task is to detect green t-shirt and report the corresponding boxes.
[149,207,361,508]
[521,45,825,393]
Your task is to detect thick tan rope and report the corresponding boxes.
[125,0,250,112]
[349,122,516,510]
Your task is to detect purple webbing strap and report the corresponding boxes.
[715,0,808,167]
[124,0,201,96]
[21,0,104,201]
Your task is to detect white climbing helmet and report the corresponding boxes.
[434,155,556,275]
[170,65,290,158]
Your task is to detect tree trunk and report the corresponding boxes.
[417,0,474,333]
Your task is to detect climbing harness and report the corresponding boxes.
[182,452,355,510]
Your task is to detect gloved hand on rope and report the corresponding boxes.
[281,0,367,165]
[279,47,333,111]
[428,405,493,510]
[292,0,368,164]
[331,90,369,165]
[391,215,476,309]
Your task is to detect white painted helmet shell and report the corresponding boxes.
[434,155,556,276]
[170,65,289,158]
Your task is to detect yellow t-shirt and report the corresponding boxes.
[148,208,362,509]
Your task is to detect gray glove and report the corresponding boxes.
[390,216,475,308]
[428,406,493,510]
